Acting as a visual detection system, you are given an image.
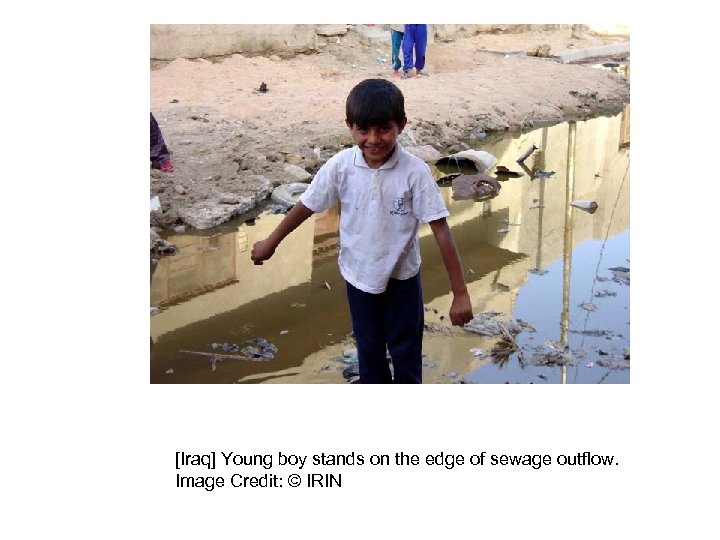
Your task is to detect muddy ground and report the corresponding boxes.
[150,27,629,238]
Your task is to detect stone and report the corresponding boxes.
[282,163,312,182]
[404,144,443,163]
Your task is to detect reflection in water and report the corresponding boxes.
[150,111,630,384]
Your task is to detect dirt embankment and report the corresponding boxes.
[150,27,630,236]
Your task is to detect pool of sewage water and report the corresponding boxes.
[150,110,630,384]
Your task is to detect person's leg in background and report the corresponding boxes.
[414,25,428,75]
[402,24,417,77]
[390,29,404,77]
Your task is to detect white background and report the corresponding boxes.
[2,2,717,538]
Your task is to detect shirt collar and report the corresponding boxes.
[353,141,403,170]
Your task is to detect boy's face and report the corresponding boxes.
[346,118,407,169]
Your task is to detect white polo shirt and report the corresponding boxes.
[300,142,449,294]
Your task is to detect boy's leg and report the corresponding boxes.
[414,25,428,72]
[390,30,403,72]
[346,281,393,384]
[384,274,424,384]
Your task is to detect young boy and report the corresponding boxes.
[251,78,473,383]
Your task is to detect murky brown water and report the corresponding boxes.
[151,109,630,384]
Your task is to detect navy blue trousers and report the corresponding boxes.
[345,274,424,384]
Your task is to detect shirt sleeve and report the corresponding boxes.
[412,166,450,223]
[299,158,339,213]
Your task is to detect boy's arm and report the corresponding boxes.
[428,217,474,326]
[251,202,315,265]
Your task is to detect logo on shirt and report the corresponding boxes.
[390,197,409,216]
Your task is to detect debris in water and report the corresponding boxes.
[469,348,489,357]
[529,268,549,275]
[609,266,630,285]
[495,165,523,177]
[516,144,538,164]
[501,218,521,226]
[165,369,174,375]
[585,362,594,368]
[467,268,475,275]
[280,330,289,335]
[497,228,509,233]
[464,311,523,337]
[222,343,240,353]
[594,289,617,298]
[570,200,599,214]
[324,281,332,290]
[579,302,598,312]
[534,170,555,179]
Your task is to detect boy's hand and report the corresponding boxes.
[449,290,473,326]
[251,239,276,265]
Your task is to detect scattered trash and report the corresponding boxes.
[497,228,509,233]
[451,173,501,200]
[280,330,289,335]
[570,200,599,214]
[501,218,521,226]
[222,343,240,353]
[376,55,386,63]
[464,311,524,337]
[469,348,489,357]
[324,281,332,290]
[271,182,309,207]
[467,269,475,275]
[528,268,549,275]
[585,362,594,368]
[170,98,179,103]
[534,170,556,179]
[438,150,497,174]
[241,338,278,360]
[537,374,548,380]
[579,302,598,312]
[257,82,268,93]
[150,306,160,316]
[165,369,174,375]
[529,204,545,210]
[150,195,162,213]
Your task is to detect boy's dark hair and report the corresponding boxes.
[346,79,406,128]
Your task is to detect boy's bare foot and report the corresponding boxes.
[401,69,415,79]
[416,70,429,77]
[392,70,402,78]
